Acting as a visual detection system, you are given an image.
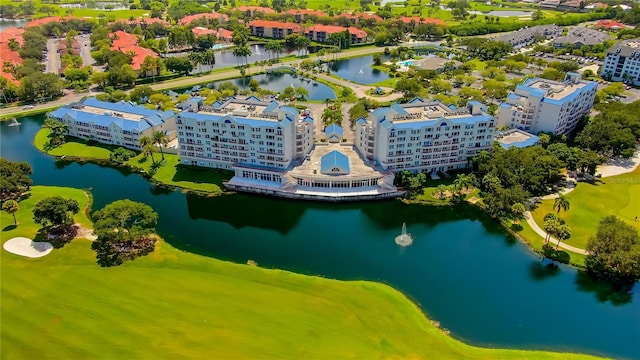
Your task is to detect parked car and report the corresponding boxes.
[22,105,34,110]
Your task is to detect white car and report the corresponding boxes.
[22,105,34,110]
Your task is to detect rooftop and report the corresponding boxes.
[289,144,385,179]
[495,129,539,149]
[248,20,302,30]
[180,96,300,126]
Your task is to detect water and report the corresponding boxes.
[2,116,640,359]
[164,44,303,69]
[0,18,27,32]
[468,10,533,17]
[207,73,335,101]
[328,55,390,84]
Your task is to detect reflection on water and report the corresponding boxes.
[1,116,640,359]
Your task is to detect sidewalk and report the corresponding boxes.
[524,211,589,255]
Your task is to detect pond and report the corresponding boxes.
[327,55,391,85]
[1,116,639,359]
[467,10,533,17]
[0,18,27,32]
[164,44,303,69]
[207,72,335,101]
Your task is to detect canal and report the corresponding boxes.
[1,115,639,359]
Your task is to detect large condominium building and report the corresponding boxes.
[601,38,640,86]
[304,25,367,44]
[496,73,596,135]
[355,99,495,174]
[493,25,561,50]
[48,97,176,150]
[248,20,302,39]
[176,96,313,171]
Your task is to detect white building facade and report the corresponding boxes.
[496,73,597,135]
[355,99,495,174]
[48,97,176,150]
[601,38,640,86]
[176,96,313,171]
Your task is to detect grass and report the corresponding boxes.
[531,166,640,249]
[0,185,603,359]
[35,128,229,195]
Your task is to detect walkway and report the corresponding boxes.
[524,211,589,255]
[527,148,640,254]
[1,42,435,118]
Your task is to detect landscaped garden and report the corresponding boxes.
[35,128,230,194]
[531,166,640,249]
[1,185,604,359]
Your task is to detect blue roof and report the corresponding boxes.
[390,103,408,115]
[467,100,481,106]
[188,97,203,103]
[499,102,512,109]
[498,132,540,149]
[325,124,343,136]
[178,111,288,128]
[264,100,279,113]
[320,150,350,174]
[356,118,367,125]
[391,114,493,129]
[49,98,173,132]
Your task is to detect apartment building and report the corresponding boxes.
[355,99,495,174]
[601,38,640,86]
[305,25,367,44]
[248,20,302,39]
[493,25,561,50]
[176,96,314,171]
[48,97,176,150]
[496,73,597,135]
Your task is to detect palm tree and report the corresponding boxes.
[453,173,473,193]
[43,118,68,146]
[152,130,168,161]
[553,195,570,214]
[139,135,156,164]
[2,199,19,225]
[510,203,526,224]
[543,213,560,245]
[555,224,572,250]
[232,45,252,66]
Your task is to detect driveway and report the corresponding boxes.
[45,38,60,74]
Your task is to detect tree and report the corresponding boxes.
[139,135,156,164]
[43,118,69,146]
[586,216,640,284]
[248,79,260,92]
[554,224,572,250]
[129,85,154,103]
[32,196,80,228]
[0,159,32,202]
[543,213,560,245]
[510,203,526,224]
[92,199,158,239]
[295,86,309,100]
[433,184,448,200]
[265,41,284,60]
[18,73,62,102]
[453,173,474,193]
[164,56,193,75]
[152,130,168,161]
[2,199,19,225]
[553,194,570,214]
[232,45,252,66]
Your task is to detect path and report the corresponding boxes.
[528,148,640,253]
[524,211,589,255]
[1,42,438,118]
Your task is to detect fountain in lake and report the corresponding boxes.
[254,44,261,55]
[358,67,364,75]
[395,222,413,247]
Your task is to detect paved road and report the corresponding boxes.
[45,38,60,74]
[76,35,96,68]
[1,42,436,118]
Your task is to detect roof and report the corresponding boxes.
[113,17,170,26]
[496,129,539,149]
[192,27,218,37]
[284,9,327,17]
[178,12,229,26]
[606,38,640,57]
[416,56,461,71]
[595,20,626,29]
[248,20,302,31]
[26,16,78,27]
[397,17,446,26]
[320,150,350,174]
[305,25,367,38]
[110,31,158,70]
[325,124,343,136]
[49,97,173,132]
[341,12,383,21]
[493,25,561,44]
[237,6,275,13]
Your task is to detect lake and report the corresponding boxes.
[1,116,639,359]
[327,55,391,84]
[0,18,27,32]
[164,44,303,69]
[207,72,336,101]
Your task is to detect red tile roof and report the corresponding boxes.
[178,12,229,25]
[217,28,233,41]
[237,6,276,14]
[284,9,327,17]
[398,16,447,26]
[341,12,383,22]
[595,20,626,29]
[192,26,218,37]
[26,16,79,27]
[0,28,25,70]
[0,71,19,86]
[113,17,170,26]
[109,31,158,71]
[248,20,302,31]
[306,24,367,38]
[0,27,25,46]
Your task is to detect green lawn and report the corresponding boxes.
[0,185,603,359]
[35,128,229,194]
[531,166,640,249]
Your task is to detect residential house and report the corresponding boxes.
[283,9,328,22]
[110,30,159,73]
[553,26,611,47]
[305,25,367,44]
[248,20,302,39]
[177,12,229,26]
[601,38,640,86]
[493,25,561,50]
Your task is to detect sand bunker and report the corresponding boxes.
[3,237,53,258]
